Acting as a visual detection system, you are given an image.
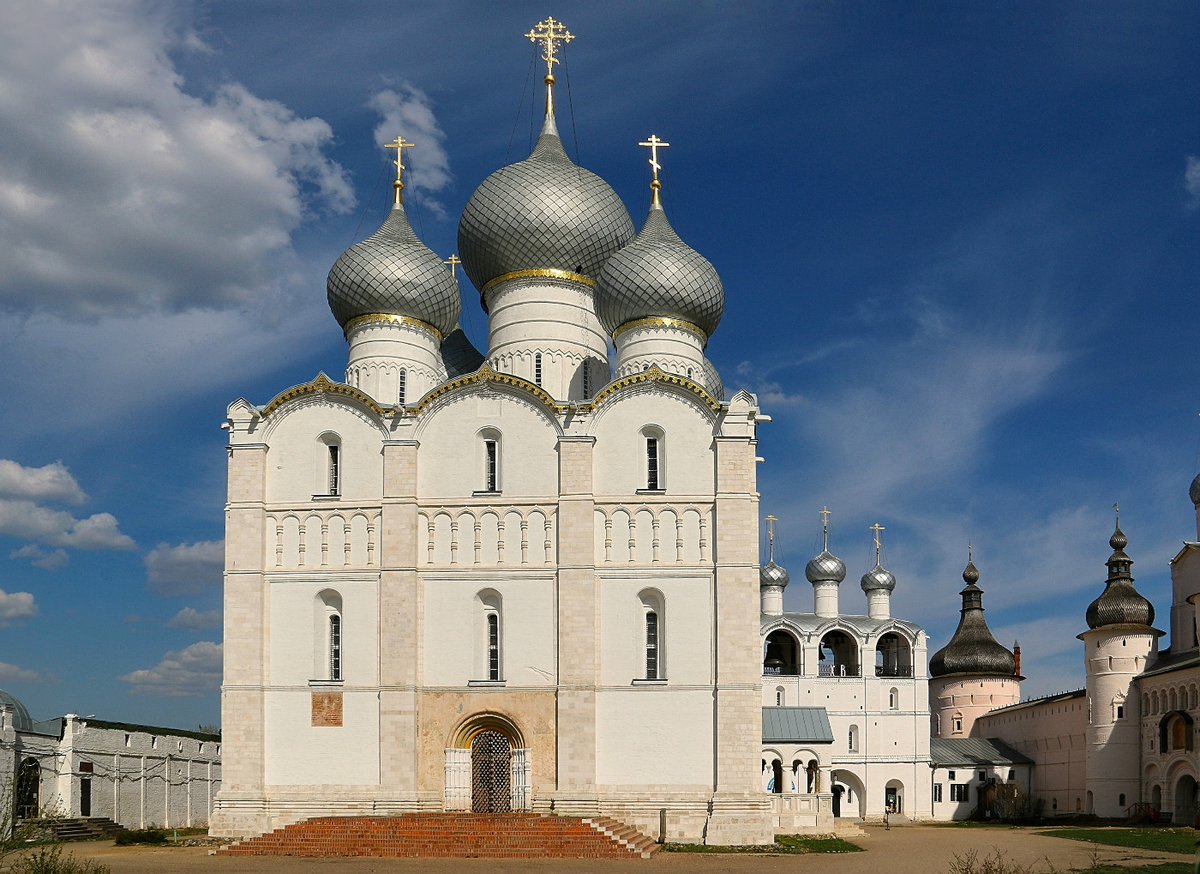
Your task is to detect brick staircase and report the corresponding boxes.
[220,813,659,859]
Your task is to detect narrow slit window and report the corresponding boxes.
[487,613,499,681]
[534,353,542,386]
[582,362,590,399]
[398,369,407,406]
[645,611,659,679]
[328,445,340,495]
[329,614,342,680]
[646,437,660,490]
[485,440,498,492]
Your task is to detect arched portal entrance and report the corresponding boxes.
[831,770,866,819]
[1174,774,1197,826]
[445,714,530,813]
[471,729,512,813]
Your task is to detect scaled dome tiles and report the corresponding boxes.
[595,204,725,338]
[457,118,635,295]
[327,203,461,337]
[929,561,1016,678]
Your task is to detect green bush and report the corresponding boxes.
[112,828,167,846]
[12,844,110,874]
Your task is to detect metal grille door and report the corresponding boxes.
[471,730,512,813]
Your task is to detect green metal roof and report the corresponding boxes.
[930,737,1033,767]
[762,707,834,744]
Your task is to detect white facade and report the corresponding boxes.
[0,703,221,828]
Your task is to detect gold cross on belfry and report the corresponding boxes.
[526,17,574,77]
[870,522,885,563]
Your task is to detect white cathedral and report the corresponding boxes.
[210,21,1199,845]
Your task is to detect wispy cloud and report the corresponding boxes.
[0,463,135,552]
[0,459,86,504]
[369,84,452,218]
[9,544,69,570]
[119,641,222,697]
[144,541,224,597]
[1186,155,1200,211]
[0,661,46,683]
[0,0,352,320]
[0,588,38,624]
[168,607,222,630]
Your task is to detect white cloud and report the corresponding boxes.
[144,540,224,596]
[1186,155,1200,211]
[9,544,69,570]
[0,662,45,683]
[0,499,134,550]
[0,588,38,624]
[0,0,352,320]
[168,607,222,630]
[119,641,222,697]
[0,460,86,504]
[369,84,452,217]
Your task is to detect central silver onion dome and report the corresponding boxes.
[760,560,790,589]
[929,559,1017,678]
[1085,523,1155,629]
[1190,473,1200,507]
[860,563,896,593]
[805,550,847,584]
[457,114,635,298]
[594,201,724,337]
[327,201,461,337]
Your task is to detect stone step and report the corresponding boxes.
[220,813,659,859]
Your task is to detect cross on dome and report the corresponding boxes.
[383,135,415,205]
[765,514,777,560]
[443,253,462,278]
[526,17,574,116]
[819,506,831,550]
[638,134,670,205]
[870,522,886,563]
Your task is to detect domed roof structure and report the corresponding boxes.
[594,202,724,338]
[805,550,846,584]
[929,559,1017,678]
[0,688,34,732]
[457,114,635,298]
[1190,473,1200,507]
[440,322,485,379]
[1085,523,1155,629]
[327,202,461,337]
[860,563,896,593]
[760,560,790,589]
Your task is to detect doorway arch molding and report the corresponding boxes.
[450,710,526,749]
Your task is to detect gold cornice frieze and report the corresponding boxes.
[587,364,721,413]
[409,363,566,415]
[611,316,707,345]
[342,313,443,341]
[481,268,596,296]
[261,372,390,419]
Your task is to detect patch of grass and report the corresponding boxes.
[112,829,167,846]
[1035,827,1197,855]
[1081,865,1192,874]
[662,834,863,854]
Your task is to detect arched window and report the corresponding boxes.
[775,687,785,706]
[318,433,342,496]
[476,589,502,682]
[818,630,859,677]
[638,589,665,680]
[875,633,912,677]
[848,725,859,752]
[398,369,407,406]
[534,353,542,387]
[889,688,899,710]
[315,590,343,681]
[478,428,501,493]
[639,426,665,491]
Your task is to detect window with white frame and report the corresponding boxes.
[315,589,343,681]
[475,589,502,681]
[329,613,342,680]
[318,433,342,496]
[477,428,501,493]
[933,783,943,802]
[640,426,665,491]
[848,724,859,752]
[487,613,499,681]
[638,589,665,680]
[950,783,969,802]
[775,687,784,706]
[889,687,899,710]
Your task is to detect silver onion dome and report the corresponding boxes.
[1085,523,1155,629]
[594,202,724,338]
[457,115,635,298]
[860,563,896,593]
[327,203,461,337]
[805,550,847,584]
[1190,473,1200,507]
[0,688,34,732]
[929,560,1017,678]
[760,560,790,589]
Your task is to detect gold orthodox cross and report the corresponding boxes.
[444,254,462,278]
[638,134,670,205]
[870,522,885,563]
[819,506,831,550]
[765,514,777,560]
[525,17,574,78]
[383,136,415,204]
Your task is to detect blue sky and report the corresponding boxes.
[0,0,1196,730]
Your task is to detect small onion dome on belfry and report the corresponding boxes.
[860,523,896,593]
[457,19,634,299]
[327,136,461,337]
[1085,514,1155,629]
[594,135,724,339]
[929,551,1017,678]
[805,506,846,584]
[760,514,790,589]
[1190,472,1200,507]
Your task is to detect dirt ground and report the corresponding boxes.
[47,824,1196,874]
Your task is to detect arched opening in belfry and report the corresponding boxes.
[818,630,859,677]
[763,629,800,676]
[875,632,911,677]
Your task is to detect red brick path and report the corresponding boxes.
[219,813,660,859]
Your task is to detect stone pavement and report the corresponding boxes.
[53,824,1195,874]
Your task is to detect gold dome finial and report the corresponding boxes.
[819,506,831,551]
[765,514,778,561]
[870,522,886,564]
[638,134,670,205]
[383,135,415,205]
[526,16,574,118]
